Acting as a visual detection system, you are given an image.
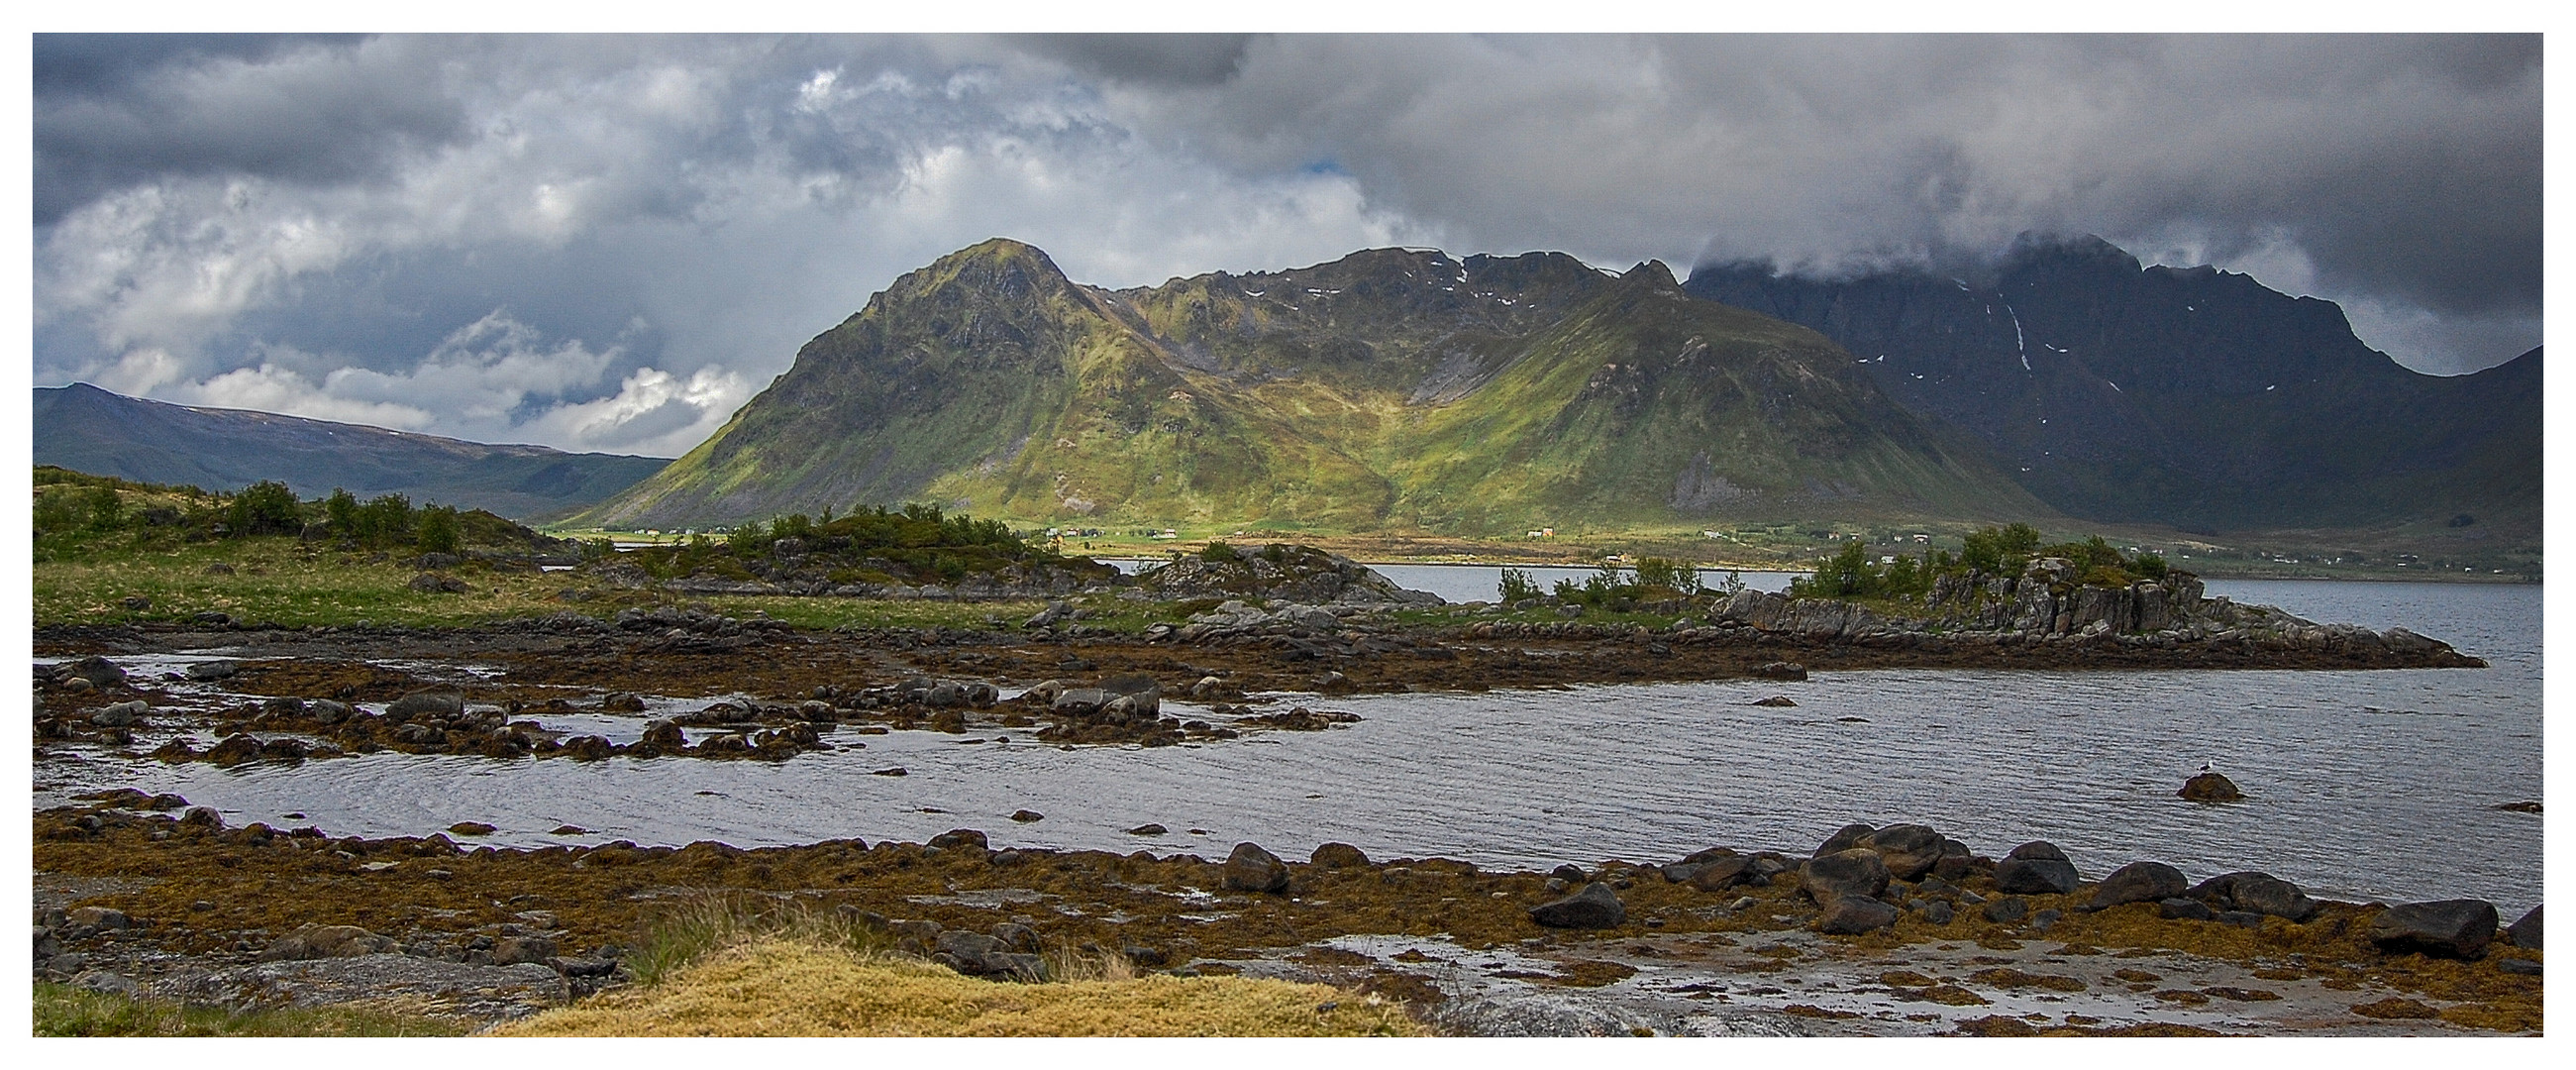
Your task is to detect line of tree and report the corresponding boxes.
[32,467,466,555]
[1788,523,2170,601]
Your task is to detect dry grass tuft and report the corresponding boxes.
[501,937,1423,1036]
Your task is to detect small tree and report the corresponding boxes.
[325,488,360,537]
[1497,567,1542,603]
[227,481,302,537]
[414,505,461,555]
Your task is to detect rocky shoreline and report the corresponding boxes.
[33,800,2541,1035]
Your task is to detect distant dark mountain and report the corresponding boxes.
[34,383,669,522]
[1684,236,2539,534]
[579,238,2048,531]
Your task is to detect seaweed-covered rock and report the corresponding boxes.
[1817,897,1901,935]
[1995,843,2080,895]
[1310,842,1371,869]
[2186,871,2318,922]
[2087,861,2189,910]
[1529,883,1626,929]
[2180,772,2244,802]
[1222,841,1291,894]
[2369,900,2498,959]
[1803,849,1892,904]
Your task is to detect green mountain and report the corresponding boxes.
[578,239,2047,533]
[33,383,668,523]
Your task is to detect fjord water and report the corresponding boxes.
[71,579,2539,915]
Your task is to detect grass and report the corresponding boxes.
[499,938,1421,1037]
[33,982,470,1036]
[503,890,1420,1037]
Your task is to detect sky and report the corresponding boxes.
[29,33,2543,459]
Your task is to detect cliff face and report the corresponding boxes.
[1685,236,2539,535]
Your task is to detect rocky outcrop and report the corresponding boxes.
[1131,544,1442,606]
[1528,883,1626,928]
[2180,772,2244,802]
[1700,564,2482,667]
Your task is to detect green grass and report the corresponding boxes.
[34,982,470,1036]
[33,536,601,629]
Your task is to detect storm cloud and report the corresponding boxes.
[33,34,2538,458]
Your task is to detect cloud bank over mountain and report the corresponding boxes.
[33,34,2538,455]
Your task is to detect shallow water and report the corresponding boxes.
[38,580,2539,915]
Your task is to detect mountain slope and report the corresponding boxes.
[1683,236,2540,534]
[33,383,669,522]
[581,239,2051,532]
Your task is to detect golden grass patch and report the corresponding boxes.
[501,938,1423,1037]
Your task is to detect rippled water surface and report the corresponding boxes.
[44,579,2539,914]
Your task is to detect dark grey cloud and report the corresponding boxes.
[1002,34,1254,86]
[33,34,471,226]
[31,34,2540,456]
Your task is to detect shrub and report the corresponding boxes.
[1496,567,1541,603]
[1199,541,1241,563]
[415,505,462,555]
[226,481,302,537]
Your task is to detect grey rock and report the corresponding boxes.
[67,907,129,929]
[989,923,1042,955]
[384,689,465,722]
[1983,897,2030,924]
[308,699,353,725]
[261,924,394,961]
[1860,823,1944,880]
[1920,901,1955,925]
[1310,842,1371,868]
[91,700,147,727]
[2186,871,2319,922]
[2159,898,2216,920]
[2498,957,2541,976]
[492,936,558,966]
[1529,883,1626,929]
[1814,822,1876,856]
[2088,861,2190,910]
[2506,905,2540,950]
[2179,772,2244,802]
[63,656,126,687]
[1222,842,1291,894]
[1817,897,1900,935]
[2007,840,2068,861]
[1803,849,1892,904]
[1995,856,2081,896]
[1688,856,1756,893]
[2369,900,2499,959]
[2031,908,2063,932]
[185,660,240,681]
[36,927,60,960]
[71,971,145,999]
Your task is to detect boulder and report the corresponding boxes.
[1861,823,1944,881]
[1995,856,2081,896]
[385,689,465,722]
[307,699,353,725]
[1310,842,1371,869]
[1528,883,1626,929]
[185,660,239,681]
[1688,856,1756,893]
[2159,898,2216,921]
[2506,905,2541,950]
[1803,849,1892,904]
[1814,822,1877,856]
[1222,842,1291,894]
[928,829,988,851]
[1816,897,1900,935]
[261,924,393,961]
[91,700,147,727]
[1053,689,1111,715]
[493,935,559,966]
[1983,897,2030,924]
[2185,871,2318,922]
[1097,674,1164,716]
[63,656,126,688]
[1754,661,1807,681]
[2180,772,2244,802]
[1010,809,1045,823]
[990,923,1042,955]
[2087,862,2189,910]
[2369,900,2499,959]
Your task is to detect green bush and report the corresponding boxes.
[1199,540,1241,563]
[1496,567,1541,603]
[415,505,462,555]
[226,481,302,536]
